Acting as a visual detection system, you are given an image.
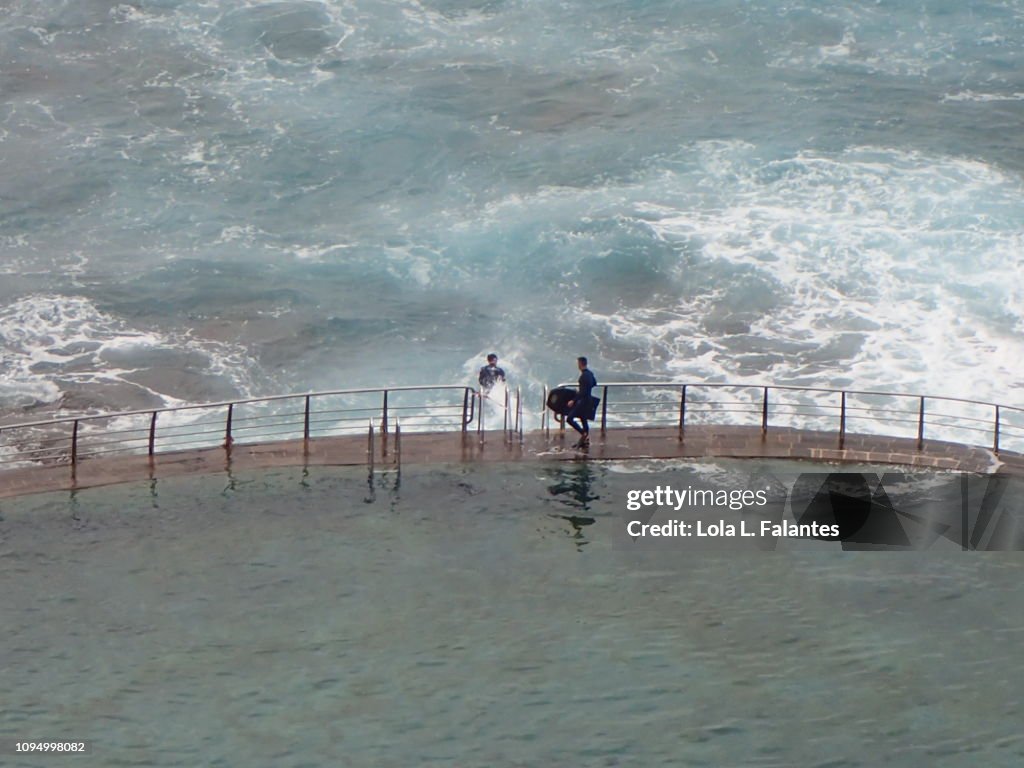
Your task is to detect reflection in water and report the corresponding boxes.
[222,467,237,495]
[3,462,1023,766]
[545,462,600,549]
[365,466,401,505]
[68,488,86,529]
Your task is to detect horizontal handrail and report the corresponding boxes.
[1,380,1022,474]
[554,381,1024,414]
[548,380,1022,456]
[0,384,488,471]
[0,384,477,431]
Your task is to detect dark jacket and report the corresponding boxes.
[478,364,506,389]
[578,368,597,407]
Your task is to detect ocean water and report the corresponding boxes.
[4,6,1024,762]
[2,460,1023,766]
[2,0,1024,421]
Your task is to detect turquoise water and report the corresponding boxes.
[3,3,1024,764]
[2,1,1024,416]
[2,460,1023,766]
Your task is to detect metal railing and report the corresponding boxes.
[0,385,532,471]
[0,383,530,472]
[477,385,524,447]
[1,380,1021,474]
[541,381,1024,455]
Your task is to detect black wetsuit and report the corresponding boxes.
[478,364,506,390]
[567,367,597,436]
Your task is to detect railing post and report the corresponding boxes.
[542,386,548,437]
[148,411,158,458]
[518,387,524,445]
[600,385,608,434]
[381,390,388,434]
[304,395,311,447]
[478,391,484,442]
[514,386,521,436]
[504,390,509,443]
[839,391,846,449]
[462,387,476,432]
[994,405,1000,454]
[71,419,79,466]
[917,396,925,450]
[679,385,686,439]
[368,419,374,469]
[761,387,769,435]
[395,418,401,467]
[224,403,234,450]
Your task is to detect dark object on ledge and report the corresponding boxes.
[547,387,600,420]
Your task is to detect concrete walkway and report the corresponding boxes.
[1,424,1020,500]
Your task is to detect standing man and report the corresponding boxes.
[566,356,596,448]
[478,353,506,393]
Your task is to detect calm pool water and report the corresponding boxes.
[1,460,1022,767]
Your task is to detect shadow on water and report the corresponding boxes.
[544,462,601,549]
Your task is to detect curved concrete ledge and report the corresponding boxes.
[0,425,1019,500]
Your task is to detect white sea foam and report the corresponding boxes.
[0,295,259,414]
[4,0,1024,459]
[423,138,1023,451]
[765,5,958,78]
[550,142,1024,415]
[942,91,1024,103]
